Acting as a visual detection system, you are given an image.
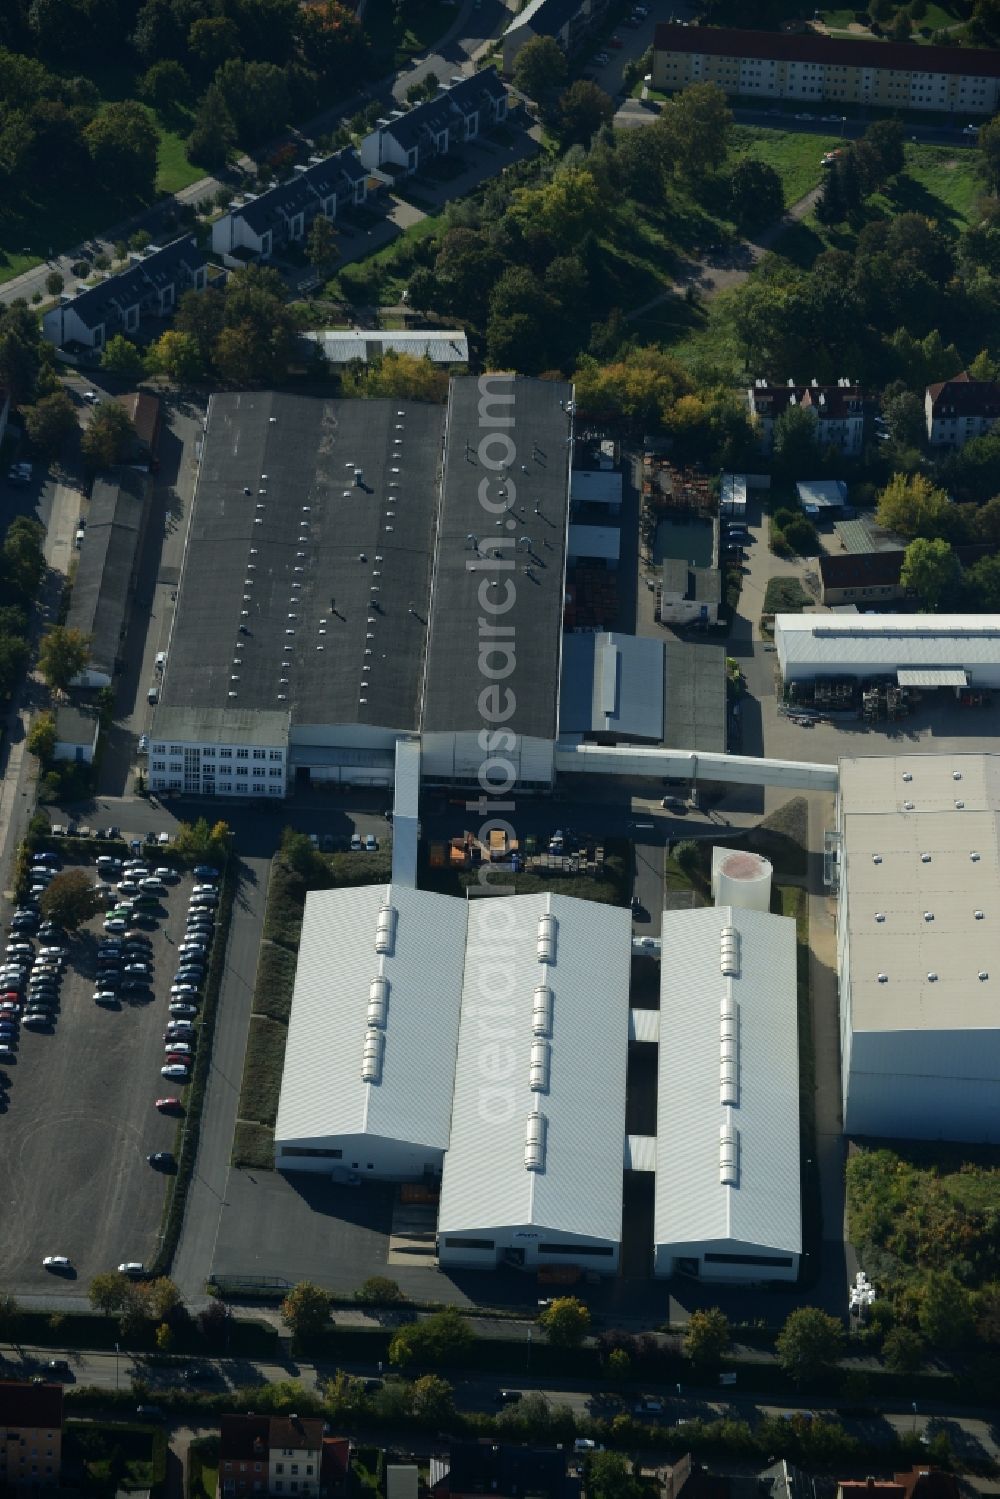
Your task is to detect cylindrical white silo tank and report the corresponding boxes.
[711,847,773,911]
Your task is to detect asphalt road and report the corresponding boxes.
[0,862,203,1296]
[2,1341,999,1478]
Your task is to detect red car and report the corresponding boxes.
[155,1097,182,1112]
[165,1051,191,1067]
[608,34,623,47]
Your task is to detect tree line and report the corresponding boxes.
[0,0,368,208]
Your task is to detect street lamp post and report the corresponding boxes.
[526,1329,532,1373]
[911,1401,918,1434]
[115,1343,120,1391]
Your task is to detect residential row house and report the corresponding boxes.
[42,235,210,353]
[0,1380,63,1491]
[838,1469,960,1499]
[925,370,1000,446]
[651,24,1000,113]
[747,378,864,456]
[502,0,611,74]
[218,1414,348,1499]
[212,148,368,268]
[359,68,509,178]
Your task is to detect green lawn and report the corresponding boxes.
[647,285,746,383]
[731,125,842,206]
[768,139,983,271]
[143,108,204,195]
[885,140,983,230]
[816,1,962,34]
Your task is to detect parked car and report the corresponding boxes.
[147,1152,175,1169]
[155,1097,182,1111]
[365,834,378,852]
[42,1256,71,1270]
[118,1262,145,1275]
[193,866,220,880]
[169,1003,198,1018]
[161,1064,190,1080]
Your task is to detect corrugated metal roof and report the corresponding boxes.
[568,524,620,562]
[795,479,847,510]
[628,1008,660,1043]
[571,470,622,507]
[275,883,467,1153]
[439,894,631,1245]
[897,668,968,687]
[559,632,664,741]
[840,753,1000,1033]
[655,906,801,1258]
[303,330,469,365]
[624,1134,657,1172]
[391,738,421,888]
[777,614,1000,672]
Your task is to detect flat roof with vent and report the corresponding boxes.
[840,754,1000,1032]
[275,883,467,1158]
[439,893,631,1248]
[421,376,573,740]
[159,390,445,731]
[776,613,1000,677]
[655,905,800,1261]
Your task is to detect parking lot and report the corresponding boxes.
[0,848,220,1295]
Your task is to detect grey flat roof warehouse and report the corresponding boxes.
[161,391,444,732]
[160,380,573,741]
[421,376,572,740]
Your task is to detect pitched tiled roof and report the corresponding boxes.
[653,22,1000,77]
[820,549,904,589]
[926,372,1000,419]
[820,542,994,590]
[0,1380,64,1428]
[894,1469,961,1499]
[220,1414,270,1462]
[321,1438,351,1487]
[751,382,862,420]
[269,1415,324,1451]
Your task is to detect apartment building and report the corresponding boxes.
[748,379,864,455]
[925,371,1000,447]
[0,1381,63,1490]
[652,24,1000,113]
[219,1414,324,1499]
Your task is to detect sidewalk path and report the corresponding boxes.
[626,184,822,322]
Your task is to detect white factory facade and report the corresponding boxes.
[273,850,802,1281]
[775,614,1000,691]
[836,754,1000,1143]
